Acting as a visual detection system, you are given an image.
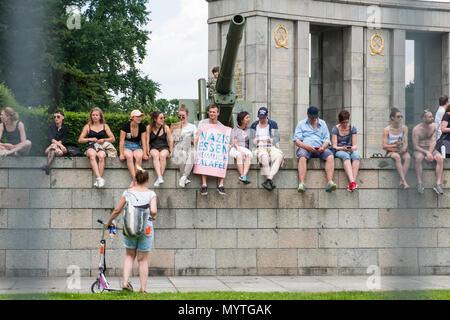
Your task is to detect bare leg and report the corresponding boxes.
[97,151,106,177]
[402,152,411,184]
[124,149,136,186]
[137,251,149,293]
[298,157,307,183]
[86,149,101,178]
[122,248,136,288]
[343,159,354,183]
[435,153,444,185]
[243,154,252,176]
[150,149,162,177]
[324,155,335,182]
[235,153,244,176]
[352,159,360,183]
[414,153,424,185]
[159,149,170,177]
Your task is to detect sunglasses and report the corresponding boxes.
[53,115,61,119]
[178,115,186,119]
[395,115,403,118]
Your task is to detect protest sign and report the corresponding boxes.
[193,124,231,178]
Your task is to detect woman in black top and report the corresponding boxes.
[120,109,149,187]
[41,110,69,174]
[146,110,173,187]
[0,107,32,156]
[78,107,115,188]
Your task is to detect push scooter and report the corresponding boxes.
[91,219,127,293]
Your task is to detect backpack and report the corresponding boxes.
[122,192,149,237]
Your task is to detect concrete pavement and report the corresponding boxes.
[1,275,450,294]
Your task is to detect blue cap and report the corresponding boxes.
[307,106,319,119]
[258,107,269,118]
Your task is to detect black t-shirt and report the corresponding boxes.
[442,113,450,140]
[121,121,146,143]
[47,123,69,147]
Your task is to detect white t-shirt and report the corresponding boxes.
[255,124,271,147]
[173,123,197,148]
[122,189,156,207]
[198,118,223,130]
[435,106,446,140]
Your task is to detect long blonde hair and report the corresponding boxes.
[1,107,18,122]
[88,107,105,125]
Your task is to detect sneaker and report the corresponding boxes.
[297,182,306,193]
[179,176,187,188]
[417,183,425,194]
[325,181,337,192]
[433,184,444,195]
[185,178,191,185]
[94,178,100,188]
[269,180,276,189]
[261,179,273,191]
[238,175,247,183]
[97,177,105,188]
[347,181,357,192]
[154,176,163,187]
[243,175,251,184]
[217,185,226,195]
[200,185,208,196]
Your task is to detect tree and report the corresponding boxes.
[0,0,160,112]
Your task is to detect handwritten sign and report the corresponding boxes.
[193,124,231,178]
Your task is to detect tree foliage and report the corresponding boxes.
[0,0,160,112]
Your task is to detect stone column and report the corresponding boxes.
[443,33,450,96]
[269,18,296,158]
[294,21,310,125]
[343,26,364,153]
[245,16,269,117]
[365,28,392,157]
[208,22,222,79]
[391,29,406,116]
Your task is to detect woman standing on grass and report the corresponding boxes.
[106,166,157,294]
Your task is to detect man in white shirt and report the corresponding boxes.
[435,95,448,140]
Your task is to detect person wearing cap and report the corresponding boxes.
[119,109,149,188]
[293,106,336,193]
[249,107,284,191]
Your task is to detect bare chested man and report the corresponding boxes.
[412,110,444,195]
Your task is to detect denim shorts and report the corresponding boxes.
[296,147,333,160]
[124,141,143,152]
[335,150,361,161]
[123,220,154,252]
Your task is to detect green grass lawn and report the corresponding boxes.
[2,290,450,300]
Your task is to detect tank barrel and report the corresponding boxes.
[215,14,245,95]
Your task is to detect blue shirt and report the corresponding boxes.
[293,118,331,148]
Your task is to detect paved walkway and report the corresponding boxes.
[1,276,450,294]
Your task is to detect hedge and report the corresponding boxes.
[0,84,178,155]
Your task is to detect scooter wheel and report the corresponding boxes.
[91,279,105,293]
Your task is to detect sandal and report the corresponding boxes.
[139,289,147,294]
[122,282,133,292]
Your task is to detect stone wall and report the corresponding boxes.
[1,157,450,277]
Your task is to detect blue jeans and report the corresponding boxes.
[124,141,143,152]
[123,220,154,252]
[335,150,361,161]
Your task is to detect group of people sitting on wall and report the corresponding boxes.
[1,94,449,195]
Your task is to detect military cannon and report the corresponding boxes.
[180,14,251,127]
[200,14,247,127]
